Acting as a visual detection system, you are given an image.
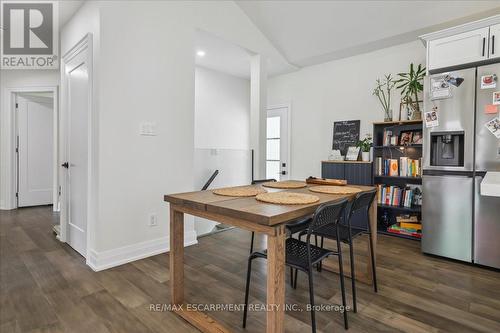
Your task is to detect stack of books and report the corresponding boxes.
[376,185,419,208]
[387,215,422,238]
[375,157,421,177]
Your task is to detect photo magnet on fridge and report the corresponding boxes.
[493,91,500,105]
[481,74,497,89]
[425,107,439,128]
[485,117,500,139]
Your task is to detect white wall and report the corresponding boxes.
[195,66,250,149]
[60,0,280,270]
[0,70,59,209]
[194,66,251,235]
[267,40,426,179]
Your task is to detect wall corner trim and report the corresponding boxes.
[86,231,198,271]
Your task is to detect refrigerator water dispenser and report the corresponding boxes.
[430,131,465,167]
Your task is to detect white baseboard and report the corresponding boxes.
[86,230,198,271]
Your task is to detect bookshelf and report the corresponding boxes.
[372,120,423,241]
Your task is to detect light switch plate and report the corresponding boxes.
[140,122,157,136]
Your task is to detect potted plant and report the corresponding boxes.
[396,63,426,120]
[357,135,372,162]
[373,74,395,122]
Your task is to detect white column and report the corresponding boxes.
[250,54,267,180]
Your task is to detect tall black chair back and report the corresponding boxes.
[307,199,349,237]
[346,189,377,231]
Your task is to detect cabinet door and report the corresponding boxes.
[344,163,373,185]
[489,24,500,59]
[321,163,344,180]
[428,27,489,71]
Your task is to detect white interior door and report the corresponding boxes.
[266,106,290,181]
[64,50,90,257]
[17,94,54,207]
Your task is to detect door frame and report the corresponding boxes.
[1,86,59,210]
[267,104,292,179]
[60,33,95,260]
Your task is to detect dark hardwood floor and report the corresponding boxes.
[1,206,500,333]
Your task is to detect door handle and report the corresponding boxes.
[482,37,486,57]
[493,35,495,55]
[61,162,69,169]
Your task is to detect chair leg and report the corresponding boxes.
[307,269,316,333]
[249,232,255,254]
[348,241,357,313]
[318,236,324,272]
[337,240,349,330]
[242,257,254,328]
[368,231,378,293]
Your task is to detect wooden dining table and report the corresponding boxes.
[164,182,377,333]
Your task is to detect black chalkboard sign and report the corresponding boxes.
[332,120,360,155]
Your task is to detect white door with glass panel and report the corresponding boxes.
[266,106,289,181]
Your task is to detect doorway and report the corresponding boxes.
[16,92,55,207]
[266,105,290,181]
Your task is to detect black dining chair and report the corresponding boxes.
[300,189,378,313]
[243,199,350,333]
[249,179,312,287]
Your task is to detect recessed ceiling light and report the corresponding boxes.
[196,50,206,57]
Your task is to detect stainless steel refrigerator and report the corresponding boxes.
[422,64,500,269]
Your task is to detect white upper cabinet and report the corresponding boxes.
[489,23,500,59]
[428,27,489,71]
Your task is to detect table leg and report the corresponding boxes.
[170,207,184,305]
[266,225,286,333]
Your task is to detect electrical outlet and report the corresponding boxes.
[149,213,158,227]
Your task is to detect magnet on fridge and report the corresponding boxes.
[485,104,498,114]
[493,91,500,105]
[481,74,497,89]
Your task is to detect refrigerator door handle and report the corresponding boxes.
[482,37,486,56]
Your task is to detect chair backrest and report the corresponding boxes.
[346,189,377,229]
[251,179,276,185]
[307,198,349,237]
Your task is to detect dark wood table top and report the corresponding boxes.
[164,182,375,226]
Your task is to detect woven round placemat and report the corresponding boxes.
[262,180,307,189]
[213,186,266,197]
[308,186,362,195]
[256,192,319,205]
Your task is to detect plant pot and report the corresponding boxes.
[361,151,370,162]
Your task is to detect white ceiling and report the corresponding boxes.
[237,0,500,67]
[195,30,254,79]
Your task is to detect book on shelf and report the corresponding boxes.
[376,184,422,208]
[382,130,392,146]
[387,214,422,238]
[382,129,401,146]
[375,157,421,177]
[387,224,422,238]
